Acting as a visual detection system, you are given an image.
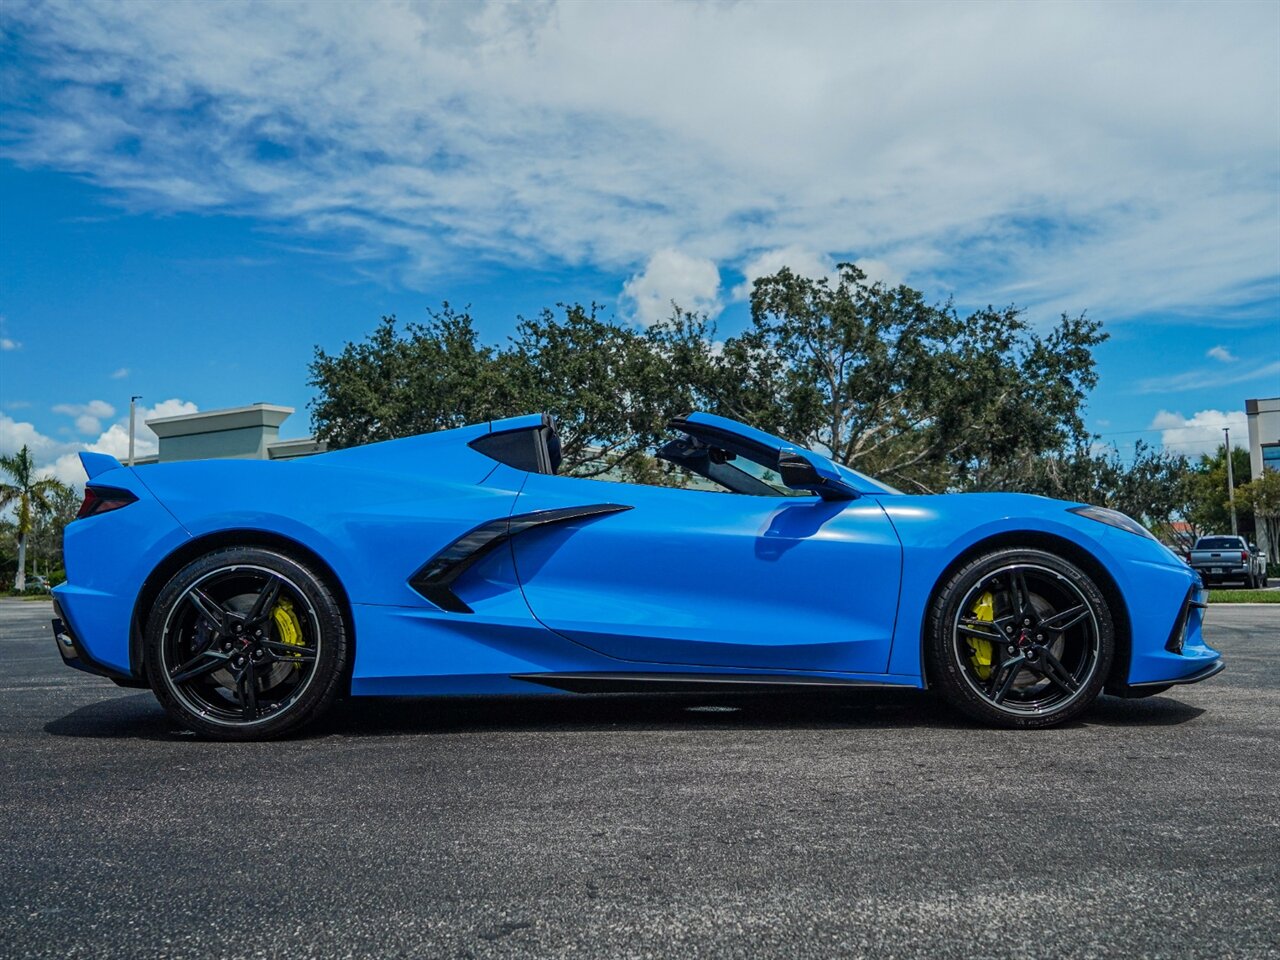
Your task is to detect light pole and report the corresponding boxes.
[128,395,143,467]
[1224,427,1237,536]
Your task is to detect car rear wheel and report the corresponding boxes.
[145,547,348,740]
[925,548,1114,729]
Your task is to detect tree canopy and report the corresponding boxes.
[706,263,1105,492]
[310,263,1106,494]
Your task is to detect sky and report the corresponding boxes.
[1,0,1278,486]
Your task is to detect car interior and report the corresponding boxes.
[468,414,802,496]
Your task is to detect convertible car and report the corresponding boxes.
[52,412,1222,739]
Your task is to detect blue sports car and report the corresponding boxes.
[52,412,1222,739]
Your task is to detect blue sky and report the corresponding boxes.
[1,0,1277,484]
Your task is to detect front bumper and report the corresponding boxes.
[1113,579,1223,692]
[1127,659,1225,690]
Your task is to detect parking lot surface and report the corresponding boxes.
[1,600,1277,959]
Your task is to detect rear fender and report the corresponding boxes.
[57,465,191,675]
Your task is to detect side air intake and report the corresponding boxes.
[408,503,632,613]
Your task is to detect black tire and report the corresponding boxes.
[144,547,348,740]
[925,547,1114,729]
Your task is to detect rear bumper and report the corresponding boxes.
[1191,565,1249,578]
[51,595,136,683]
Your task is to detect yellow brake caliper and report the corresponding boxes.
[966,591,996,680]
[272,598,305,667]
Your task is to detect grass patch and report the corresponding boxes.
[1208,589,1280,603]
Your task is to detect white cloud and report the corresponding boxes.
[1135,359,1280,395]
[0,338,20,351]
[1,398,197,486]
[853,259,903,291]
[1206,345,1237,363]
[1150,408,1249,459]
[732,246,837,301]
[731,248,903,303]
[52,399,117,435]
[0,1,1274,321]
[0,414,69,464]
[621,249,721,327]
[110,367,130,379]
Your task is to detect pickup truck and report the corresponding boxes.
[1189,535,1269,588]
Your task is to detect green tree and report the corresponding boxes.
[308,304,521,447]
[1239,469,1280,566]
[999,440,1192,539]
[308,263,1107,496]
[713,263,1104,492]
[27,482,81,582]
[0,446,71,590]
[309,302,712,476]
[505,303,687,476]
[1185,445,1254,537]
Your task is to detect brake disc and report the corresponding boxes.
[966,590,1065,692]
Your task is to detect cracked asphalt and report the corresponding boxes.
[1,599,1277,959]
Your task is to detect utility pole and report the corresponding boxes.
[1224,427,1238,536]
[128,395,142,467]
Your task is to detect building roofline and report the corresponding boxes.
[147,403,294,438]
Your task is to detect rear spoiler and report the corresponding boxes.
[80,451,125,480]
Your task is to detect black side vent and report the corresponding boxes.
[469,416,563,475]
[409,503,632,613]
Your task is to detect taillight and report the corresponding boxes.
[76,485,138,520]
[1242,551,1249,564]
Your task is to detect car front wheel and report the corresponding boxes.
[926,547,1114,729]
[144,547,348,740]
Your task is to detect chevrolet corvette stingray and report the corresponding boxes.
[52,412,1222,739]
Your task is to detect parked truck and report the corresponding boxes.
[1189,535,1269,588]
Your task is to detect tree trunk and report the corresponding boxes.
[14,532,26,591]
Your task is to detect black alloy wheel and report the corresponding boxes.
[926,547,1114,728]
[145,547,347,740]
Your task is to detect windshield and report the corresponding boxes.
[717,455,808,496]
[1196,537,1244,550]
[656,414,903,497]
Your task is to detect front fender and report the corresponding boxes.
[879,494,1201,685]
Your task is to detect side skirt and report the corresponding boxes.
[510,671,912,694]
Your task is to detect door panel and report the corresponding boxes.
[510,474,903,673]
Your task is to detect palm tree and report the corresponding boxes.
[0,446,70,591]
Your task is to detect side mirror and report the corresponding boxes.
[777,450,859,501]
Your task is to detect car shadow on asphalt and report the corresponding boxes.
[42,687,1205,741]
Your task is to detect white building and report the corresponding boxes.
[1245,396,1279,563]
[136,403,325,464]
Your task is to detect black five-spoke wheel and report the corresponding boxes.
[145,547,348,740]
[927,547,1114,728]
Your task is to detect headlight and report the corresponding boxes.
[1067,505,1157,540]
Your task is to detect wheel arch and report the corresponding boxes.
[919,530,1132,690]
[130,529,356,690]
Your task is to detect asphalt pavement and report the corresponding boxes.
[1,599,1277,959]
